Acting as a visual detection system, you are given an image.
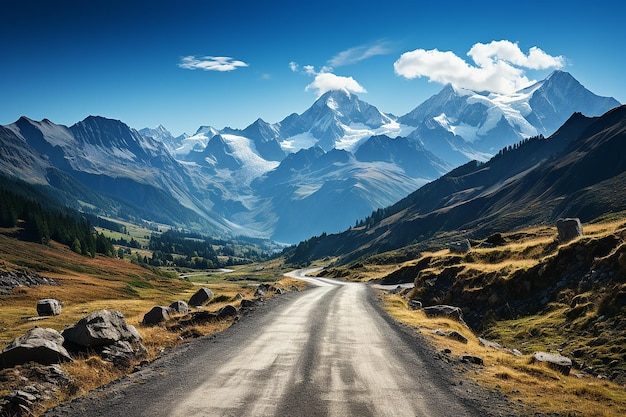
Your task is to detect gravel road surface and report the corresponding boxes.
[44,269,518,417]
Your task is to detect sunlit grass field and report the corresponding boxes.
[0,230,301,412]
[382,294,626,417]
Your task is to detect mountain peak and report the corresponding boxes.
[194,125,219,136]
[319,88,353,98]
[545,69,573,81]
[526,71,620,135]
[314,89,358,110]
[74,115,133,132]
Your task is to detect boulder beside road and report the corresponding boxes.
[62,309,142,348]
[0,327,72,369]
[188,288,214,307]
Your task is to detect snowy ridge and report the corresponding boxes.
[279,132,318,153]
[219,134,279,183]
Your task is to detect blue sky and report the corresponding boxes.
[1,0,624,136]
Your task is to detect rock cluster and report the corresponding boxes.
[0,310,145,415]
[0,270,57,295]
[0,363,71,416]
[142,301,190,325]
[177,304,240,327]
[254,283,285,298]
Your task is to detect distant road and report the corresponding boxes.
[179,268,234,279]
[45,269,509,417]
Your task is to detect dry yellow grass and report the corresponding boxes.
[0,233,302,412]
[0,235,190,345]
[382,294,626,417]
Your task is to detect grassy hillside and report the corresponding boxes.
[0,228,299,415]
[317,213,626,416]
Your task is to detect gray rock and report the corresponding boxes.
[532,351,572,375]
[390,286,403,294]
[459,355,484,365]
[0,327,72,369]
[169,300,189,314]
[556,218,583,242]
[218,305,238,318]
[142,306,172,325]
[188,288,214,306]
[62,310,142,348]
[477,337,523,356]
[179,311,218,326]
[447,330,468,344]
[5,390,37,415]
[240,299,258,309]
[255,284,284,297]
[449,239,471,253]
[36,299,62,316]
[433,329,468,344]
[101,340,143,367]
[408,300,423,310]
[423,305,465,324]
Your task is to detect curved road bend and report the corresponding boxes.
[45,268,495,417]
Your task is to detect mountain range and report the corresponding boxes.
[0,71,620,243]
[290,104,626,263]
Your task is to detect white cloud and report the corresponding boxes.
[305,72,367,97]
[394,40,565,93]
[328,41,391,67]
[291,62,367,96]
[179,56,248,72]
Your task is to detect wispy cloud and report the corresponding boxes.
[394,40,566,94]
[179,56,249,72]
[290,62,366,97]
[328,41,392,67]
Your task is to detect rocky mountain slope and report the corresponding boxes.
[401,70,620,165]
[0,72,620,243]
[289,105,626,263]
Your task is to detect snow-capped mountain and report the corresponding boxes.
[239,118,285,161]
[0,116,232,233]
[524,70,621,135]
[138,125,188,155]
[163,89,413,158]
[188,133,279,186]
[279,89,399,151]
[251,145,434,242]
[401,71,619,164]
[2,71,620,244]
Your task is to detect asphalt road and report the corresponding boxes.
[45,269,511,417]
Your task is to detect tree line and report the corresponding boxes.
[0,184,114,257]
[141,229,270,269]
